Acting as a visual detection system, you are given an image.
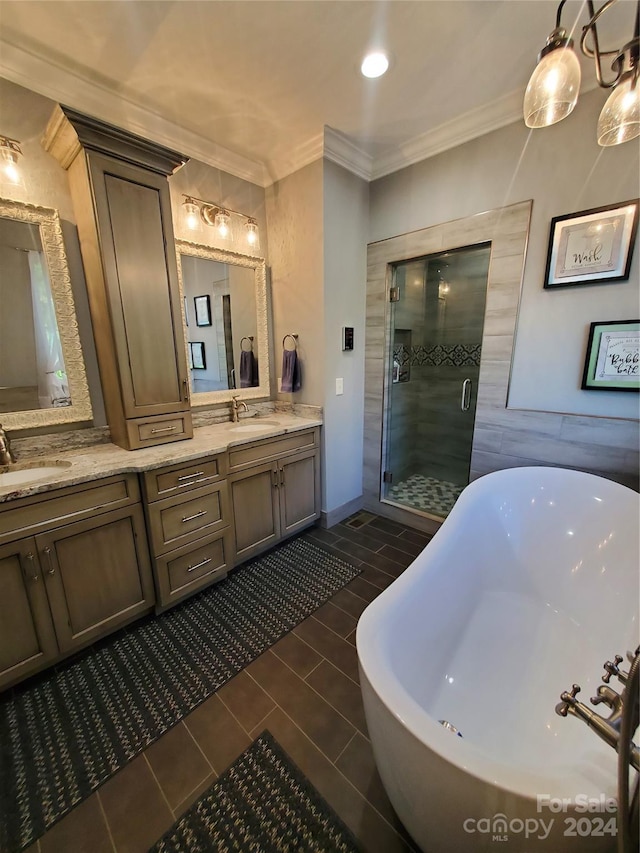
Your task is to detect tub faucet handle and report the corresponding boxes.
[603,655,627,685]
[556,684,581,717]
[590,684,622,717]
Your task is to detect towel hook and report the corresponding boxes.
[283,333,298,350]
[240,336,254,352]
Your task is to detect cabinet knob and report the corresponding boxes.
[43,546,55,576]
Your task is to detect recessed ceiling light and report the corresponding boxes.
[361,52,389,79]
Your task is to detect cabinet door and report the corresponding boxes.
[229,462,280,562]
[89,153,189,419]
[0,539,58,690]
[38,506,154,652]
[279,449,320,537]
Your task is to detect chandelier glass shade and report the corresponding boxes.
[523,0,640,146]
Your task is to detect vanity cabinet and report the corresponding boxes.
[228,429,320,562]
[142,455,233,610]
[43,106,192,451]
[0,475,154,689]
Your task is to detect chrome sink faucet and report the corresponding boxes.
[231,396,249,422]
[0,424,15,465]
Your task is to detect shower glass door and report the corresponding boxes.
[383,244,491,518]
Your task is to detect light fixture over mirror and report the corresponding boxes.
[524,0,639,146]
[0,136,24,187]
[175,240,270,409]
[0,198,92,429]
[182,195,260,250]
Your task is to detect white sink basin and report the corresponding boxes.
[229,420,280,433]
[0,460,72,488]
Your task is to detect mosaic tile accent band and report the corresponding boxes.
[0,538,360,853]
[393,343,481,368]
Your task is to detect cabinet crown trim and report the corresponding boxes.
[43,105,188,175]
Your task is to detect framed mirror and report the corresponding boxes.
[175,240,270,406]
[0,198,92,429]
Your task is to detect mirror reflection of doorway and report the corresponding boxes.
[382,243,491,518]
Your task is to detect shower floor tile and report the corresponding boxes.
[388,474,464,517]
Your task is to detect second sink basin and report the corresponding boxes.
[229,420,281,433]
[0,459,72,488]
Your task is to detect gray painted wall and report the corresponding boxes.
[322,159,369,515]
[369,87,639,422]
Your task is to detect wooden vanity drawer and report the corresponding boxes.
[227,428,318,472]
[154,529,232,608]
[0,475,140,545]
[147,481,229,555]
[143,455,226,503]
[126,413,193,450]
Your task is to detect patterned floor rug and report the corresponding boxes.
[0,536,360,853]
[152,731,361,853]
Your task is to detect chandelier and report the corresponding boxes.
[523,0,639,146]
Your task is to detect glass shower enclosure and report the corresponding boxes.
[382,244,491,518]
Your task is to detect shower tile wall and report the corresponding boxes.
[390,252,488,490]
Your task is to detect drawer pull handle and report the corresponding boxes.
[177,471,204,482]
[187,557,212,573]
[178,478,208,488]
[182,509,207,523]
[43,546,55,576]
[24,552,38,582]
[151,426,177,434]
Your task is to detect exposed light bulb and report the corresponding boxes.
[361,52,389,79]
[523,32,581,128]
[0,137,23,185]
[597,69,640,146]
[215,209,231,239]
[245,218,259,247]
[182,197,200,230]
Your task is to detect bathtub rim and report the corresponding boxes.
[357,466,639,804]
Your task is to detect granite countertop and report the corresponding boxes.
[0,413,322,503]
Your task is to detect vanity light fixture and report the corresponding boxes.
[523,0,640,146]
[182,197,200,231]
[245,218,259,247]
[0,136,23,185]
[181,195,259,248]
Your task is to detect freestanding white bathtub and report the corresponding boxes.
[357,467,639,852]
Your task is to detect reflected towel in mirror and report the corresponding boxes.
[239,350,259,388]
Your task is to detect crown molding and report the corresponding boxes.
[323,127,373,181]
[264,133,324,185]
[0,38,269,187]
[371,88,526,180]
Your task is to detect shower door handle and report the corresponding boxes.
[461,379,472,412]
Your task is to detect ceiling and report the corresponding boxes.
[0,0,636,186]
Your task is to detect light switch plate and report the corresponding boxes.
[336,378,344,395]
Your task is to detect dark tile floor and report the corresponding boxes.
[30,511,431,853]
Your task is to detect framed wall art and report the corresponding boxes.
[189,341,207,370]
[544,200,638,289]
[194,294,212,326]
[581,320,639,391]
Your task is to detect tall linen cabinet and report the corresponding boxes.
[43,106,192,450]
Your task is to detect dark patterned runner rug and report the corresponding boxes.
[151,731,361,852]
[0,537,360,853]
